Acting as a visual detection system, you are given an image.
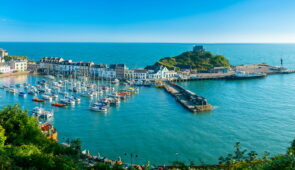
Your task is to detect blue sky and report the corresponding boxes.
[0,0,295,42]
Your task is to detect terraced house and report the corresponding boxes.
[10,60,28,72]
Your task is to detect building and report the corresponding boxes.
[27,60,39,72]
[193,45,204,52]
[75,62,94,77]
[210,67,228,73]
[125,69,148,80]
[39,57,64,74]
[147,66,177,80]
[0,49,8,63]
[90,64,116,79]
[0,64,11,73]
[10,60,28,72]
[110,64,128,79]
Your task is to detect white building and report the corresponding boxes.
[0,64,11,73]
[147,66,177,80]
[90,64,116,79]
[125,69,148,80]
[10,60,28,72]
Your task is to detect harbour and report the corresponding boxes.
[0,43,295,165]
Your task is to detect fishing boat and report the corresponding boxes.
[226,71,267,80]
[32,98,45,102]
[51,103,66,107]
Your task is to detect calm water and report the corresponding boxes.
[0,43,295,165]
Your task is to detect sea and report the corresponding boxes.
[0,42,295,165]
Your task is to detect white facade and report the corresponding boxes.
[0,65,11,73]
[147,66,177,79]
[10,60,27,72]
[125,69,147,79]
[90,66,116,78]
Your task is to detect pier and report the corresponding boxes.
[163,82,213,112]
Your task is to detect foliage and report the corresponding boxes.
[4,56,28,62]
[0,105,113,169]
[145,50,230,71]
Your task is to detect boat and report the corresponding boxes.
[42,94,52,100]
[90,104,108,112]
[44,75,55,80]
[60,98,75,105]
[51,103,66,107]
[226,71,267,80]
[8,88,18,93]
[18,91,27,96]
[80,91,94,97]
[111,79,120,84]
[32,107,54,120]
[32,98,45,102]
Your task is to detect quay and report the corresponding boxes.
[163,81,213,112]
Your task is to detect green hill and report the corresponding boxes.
[146,50,230,71]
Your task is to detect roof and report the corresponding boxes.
[110,64,126,69]
[133,69,147,73]
[40,57,64,63]
[93,64,107,68]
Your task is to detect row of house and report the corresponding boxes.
[39,57,177,80]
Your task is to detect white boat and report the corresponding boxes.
[9,88,18,93]
[80,91,93,97]
[111,79,120,84]
[60,98,75,105]
[90,105,108,112]
[42,94,52,100]
[32,107,54,120]
[45,75,55,80]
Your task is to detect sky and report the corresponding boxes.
[0,0,295,43]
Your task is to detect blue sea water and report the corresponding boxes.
[0,43,295,165]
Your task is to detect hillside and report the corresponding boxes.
[146,50,230,71]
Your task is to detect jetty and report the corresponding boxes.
[163,82,213,112]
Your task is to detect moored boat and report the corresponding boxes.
[51,103,66,107]
[32,98,45,102]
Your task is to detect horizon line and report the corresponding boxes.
[0,41,295,44]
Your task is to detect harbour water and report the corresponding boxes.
[0,43,295,165]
